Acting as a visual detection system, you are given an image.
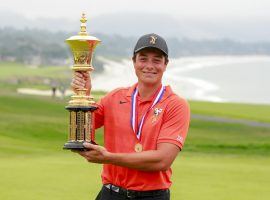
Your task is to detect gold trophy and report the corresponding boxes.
[63,13,101,150]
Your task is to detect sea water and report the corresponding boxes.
[93,56,270,105]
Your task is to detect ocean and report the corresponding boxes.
[93,56,270,105]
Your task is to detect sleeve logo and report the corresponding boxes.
[176,135,184,143]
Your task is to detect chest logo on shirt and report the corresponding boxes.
[151,108,163,123]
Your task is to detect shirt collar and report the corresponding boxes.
[126,83,174,103]
[126,83,138,97]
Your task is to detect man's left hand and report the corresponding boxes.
[74,143,110,164]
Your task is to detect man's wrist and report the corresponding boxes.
[103,151,115,164]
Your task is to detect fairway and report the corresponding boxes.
[1,153,270,200]
[0,92,270,199]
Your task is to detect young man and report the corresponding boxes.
[71,33,190,200]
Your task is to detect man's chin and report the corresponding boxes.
[140,79,160,86]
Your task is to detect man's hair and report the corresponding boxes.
[132,47,169,64]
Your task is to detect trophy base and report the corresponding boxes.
[65,105,97,111]
[63,141,95,150]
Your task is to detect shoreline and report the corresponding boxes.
[16,87,270,106]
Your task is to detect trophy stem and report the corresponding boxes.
[77,89,87,96]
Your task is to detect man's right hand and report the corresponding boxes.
[71,71,92,95]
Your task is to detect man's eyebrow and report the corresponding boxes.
[138,53,147,57]
[138,53,163,58]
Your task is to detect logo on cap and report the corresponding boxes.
[150,35,158,44]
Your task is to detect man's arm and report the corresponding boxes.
[77,142,180,171]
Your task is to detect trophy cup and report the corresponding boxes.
[63,13,101,150]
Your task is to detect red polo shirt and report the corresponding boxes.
[94,84,190,191]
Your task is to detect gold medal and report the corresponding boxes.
[135,143,143,152]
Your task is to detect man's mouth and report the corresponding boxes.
[143,71,157,74]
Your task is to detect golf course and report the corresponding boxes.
[0,62,270,200]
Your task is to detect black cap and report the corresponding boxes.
[133,33,168,57]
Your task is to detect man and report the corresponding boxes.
[71,33,190,200]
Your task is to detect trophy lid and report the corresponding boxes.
[66,13,101,49]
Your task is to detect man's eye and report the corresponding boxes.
[153,59,161,63]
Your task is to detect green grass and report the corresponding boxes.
[190,100,270,123]
[0,93,104,157]
[0,62,71,80]
[0,155,103,199]
[171,154,270,200]
[0,90,270,199]
[186,120,270,155]
[0,62,72,92]
[1,154,269,200]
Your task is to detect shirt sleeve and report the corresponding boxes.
[157,97,190,150]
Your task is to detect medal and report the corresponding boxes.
[135,143,143,152]
[131,85,165,153]
[131,85,165,140]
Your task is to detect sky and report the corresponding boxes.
[2,0,270,20]
[1,0,270,42]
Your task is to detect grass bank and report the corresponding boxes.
[0,92,269,199]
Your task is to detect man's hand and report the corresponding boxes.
[71,71,91,95]
[75,143,111,164]
[73,142,179,171]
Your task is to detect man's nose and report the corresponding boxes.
[144,61,154,70]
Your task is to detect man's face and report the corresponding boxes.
[133,49,168,86]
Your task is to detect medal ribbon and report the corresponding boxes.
[131,85,165,140]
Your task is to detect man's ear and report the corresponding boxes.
[132,57,136,70]
[164,60,169,71]
[165,58,169,65]
[132,55,136,64]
